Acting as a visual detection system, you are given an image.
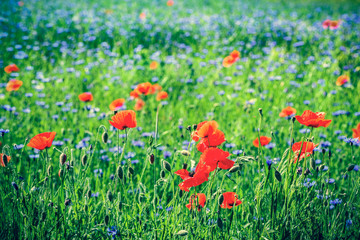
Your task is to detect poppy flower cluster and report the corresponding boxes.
[130,82,168,111]
[322,19,340,30]
[222,50,240,68]
[175,120,240,209]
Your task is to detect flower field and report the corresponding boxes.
[1,0,360,239]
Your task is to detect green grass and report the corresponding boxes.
[1,0,360,239]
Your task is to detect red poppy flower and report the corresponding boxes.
[336,75,349,86]
[167,0,174,6]
[295,110,332,128]
[329,20,340,30]
[253,136,272,148]
[109,98,125,111]
[322,19,331,29]
[130,90,140,99]
[109,110,137,130]
[150,84,162,94]
[4,64,19,73]
[191,121,208,141]
[175,165,211,192]
[27,132,56,150]
[279,106,296,118]
[78,92,93,102]
[196,129,226,152]
[150,61,158,70]
[134,99,145,111]
[186,193,206,211]
[352,123,360,139]
[292,141,318,162]
[139,12,146,20]
[136,82,152,95]
[6,79,23,92]
[220,192,242,209]
[222,50,240,68]
[198,148,234,171]
[0,154,11,167]
[156,91,168,101]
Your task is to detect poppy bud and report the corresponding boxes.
[86,189,92,198]
[319,165,325,171]
[275,170,282,182]
[311,158,316,169]
[163,160,171,172]
[65,199,71,206]
[180,150,190,156]
[258,108,263,116]
[322,149,326,155]
[328,149,332,159]
[148,136,154,146]
[107,190,113,202]
[160,170,166,179]
[348,164,355,172]
[229,165,240,173]
[218,194,224,205]
[193,124,197,130]
[104,215,110,226]
[176,230,188,237]
[58,169,64,178]
[81,154,87,166]
[186,125,192,131]
[217,217,223,229]
[148,154,155,164]
[12,182,19,191]
[182,163,188,170]
[116,166,123,179]
[128,167,134,175]
[291,117,296,123]
[2,154,8,167]
[102,132,109,144]
[59,153,67,165]
[46,165,52,177]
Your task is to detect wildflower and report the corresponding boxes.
[134,98,145,111]
[4,64,19,73]
[279,106,296,118]
[322,19,331,29]
[109,98,125,111]
[198,148,234,171]
[220,192,242,209]
[6,79,23,92]
[27,132,56,150]
[295,110,332,128]
[150,61,158,70]
[186,193,206,211]
[192,121,225,152]
[222,50,240,68]
[109,110,137,130]
[175,165,211,192]
[156,91,168,101]
[253,136,272,148]
[139,12,146,20]
[0,154,11,167]
[130,90,140,99]
[135,82,152,95]
[329,20,340,30]
[336,75,349,86]
[167,0,174,6]
[352,123,360,139]
[292,141,318,162]
[78,92,93,102]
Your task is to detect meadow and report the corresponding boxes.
[1,0,360,239]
